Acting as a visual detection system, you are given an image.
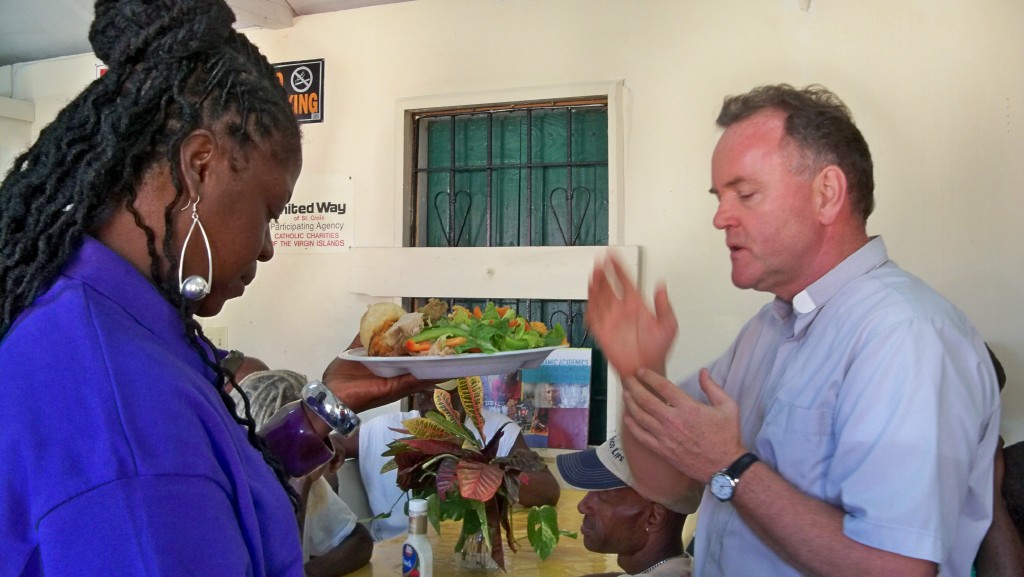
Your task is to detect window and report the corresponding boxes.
[409,98,610,444]
[348,81,635,444]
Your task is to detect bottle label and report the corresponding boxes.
[402,543,421,577]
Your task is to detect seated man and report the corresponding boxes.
[1005,441,1024,542]
[232,369,373,577]
[219,349,269,390]
[340,379,562,541]
[975,347,1024,576]
[556,435,701,577]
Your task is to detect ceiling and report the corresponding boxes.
[0,0,411,67]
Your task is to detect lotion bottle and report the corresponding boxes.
[402,498,433,577]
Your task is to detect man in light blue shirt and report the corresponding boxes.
[587,84,1000,577]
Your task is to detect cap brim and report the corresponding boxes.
[556,448,628,491]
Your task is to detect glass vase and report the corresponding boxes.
[453,529,499,571]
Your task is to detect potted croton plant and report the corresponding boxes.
[381,376,574,571]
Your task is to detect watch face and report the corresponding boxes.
[710,472,735,501]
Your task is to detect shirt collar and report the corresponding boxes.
[64,236,196,356]
[788,236,889,316]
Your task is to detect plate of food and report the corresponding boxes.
[341,299,568,379]
[338,345,567,379]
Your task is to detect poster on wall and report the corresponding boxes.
[270,174,351,253]
[273,58,324,124]
[482,348,592,450]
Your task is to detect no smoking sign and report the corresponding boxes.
[273,59,325,124]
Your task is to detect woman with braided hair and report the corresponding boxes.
[0,0,435,574]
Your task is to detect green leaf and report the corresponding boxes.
[425,492,442,535]
[527,505,561,560]
[433,388,459,423]
[408,324,470,343]
[422,411,480,447]
[457,376,486,438]
[544,323,567,346]
[401,416,459,441]
[453,499,486,552]
[472,500,490,551]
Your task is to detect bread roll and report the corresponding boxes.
[358,302,405,350]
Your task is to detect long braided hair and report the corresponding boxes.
[0,0,302,510]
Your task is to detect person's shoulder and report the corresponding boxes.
[481,408,518,433]
[2,272,97,362]
[1005,440,1024,460]
[481,408,513,423]
[859,261,954,309]
[832,260,976,335]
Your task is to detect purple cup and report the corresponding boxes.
[259,400,335,478]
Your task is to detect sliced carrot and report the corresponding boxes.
[405,339,432,353]
[445,337,468,347]
[473,306,483,320]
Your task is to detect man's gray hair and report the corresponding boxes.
[230,369,308,429]
[717,83,875,222]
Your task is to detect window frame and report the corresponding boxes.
[348,80,637,439]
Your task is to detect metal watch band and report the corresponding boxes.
[724,452,760,481]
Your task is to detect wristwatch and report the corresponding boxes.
[709,452,760,502]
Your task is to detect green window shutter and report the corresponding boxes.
[412,101,610,444]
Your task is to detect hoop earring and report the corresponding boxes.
[179,196,212,302]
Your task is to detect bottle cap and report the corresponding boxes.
[409,498,428,513]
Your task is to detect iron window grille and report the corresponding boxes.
[407,98,611,443]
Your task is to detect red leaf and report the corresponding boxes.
[456,460,504,502]
[399,437,464,456]
[435,457,459,499]
[394,451,432,491]
[487,497,508,570]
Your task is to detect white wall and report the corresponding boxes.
[0,66,34,176]
[0,115,30,175]
[8,0,1024,439]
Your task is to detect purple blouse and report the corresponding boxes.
[0,236,303,576]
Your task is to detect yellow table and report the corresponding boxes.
[347,489,621,576]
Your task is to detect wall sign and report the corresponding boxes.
[273,59,324,124]
[270,173,351,253]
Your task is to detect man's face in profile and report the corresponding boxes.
[577,486,651,555]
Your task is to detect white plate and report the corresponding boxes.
[338,345,567,379]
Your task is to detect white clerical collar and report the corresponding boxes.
[792,290,816,314]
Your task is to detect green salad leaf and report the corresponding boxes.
[409,302,566,354]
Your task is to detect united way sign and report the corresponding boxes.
[273,59,324,124]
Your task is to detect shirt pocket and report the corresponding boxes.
[757,398,835,499]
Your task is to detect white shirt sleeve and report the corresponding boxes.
[359,411,418,542]
[302,477,357,559]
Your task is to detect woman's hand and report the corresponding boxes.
[322,334,443,412]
